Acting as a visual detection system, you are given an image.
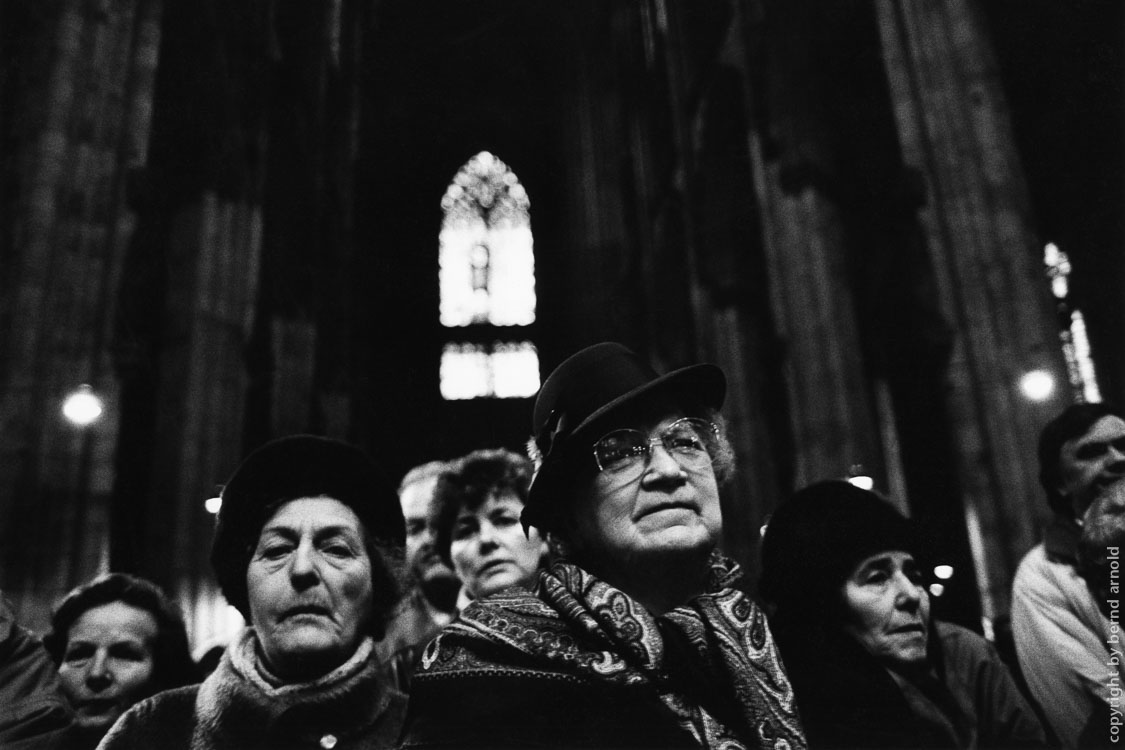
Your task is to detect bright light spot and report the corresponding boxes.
[1070,311,1103,403]
[62,385,104,426]
[1019,370,1055,402]
[928,583,945,597]
[440,342,539,400]
[491,342,540,398]
[933,564,954,580]
[440,344,492,400]
[759,523,769,539]
[204,496,223,515]
[847,475,875,491]
[1044,243,1071,299]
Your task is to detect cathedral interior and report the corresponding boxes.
[1,0,1123,652]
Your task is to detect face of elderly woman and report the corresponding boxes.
[57,601,158,731]
[841,550,930,671]
[247,496,374,680]
[570,412,722,566]
[450,491,545,599]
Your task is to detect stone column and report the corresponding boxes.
[875,0,1069,619]
[0,0,163,629]
[748,1,883,490]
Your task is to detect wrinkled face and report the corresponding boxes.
[842,551,930,671]
[1058,416,1125,518]
[247,496,374,681]
[569,411,722,570]
[57,602,158,731]
[401,476,455,584]
[449,491,546,599]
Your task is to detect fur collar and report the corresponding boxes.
[190,630,405,749]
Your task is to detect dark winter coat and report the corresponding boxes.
[776,619,1047,749]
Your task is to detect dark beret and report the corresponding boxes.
[759,480,925,616]
[210,434,404,618]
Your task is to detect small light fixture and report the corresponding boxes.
[62,385,104,426]
[933,564,954,580]
[1019,370,1055,402]
[846,465,874,491]
[928,583,945,597]
[204,496,223,515]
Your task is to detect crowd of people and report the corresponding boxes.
[3,340,1124,749]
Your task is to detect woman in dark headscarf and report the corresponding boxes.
[759,480,1046,749]
[99,435,408,750]
[399,342,805,750]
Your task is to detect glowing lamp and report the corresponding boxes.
[1019,370,1055,402]
[62,385,104,426]
[847,475,875,491]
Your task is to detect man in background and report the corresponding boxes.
[1012,403,1125,747]
[378,461,461,680]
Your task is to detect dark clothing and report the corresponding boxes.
[398,555,806,749]
[776,619,1046,749]
[99,632,406,750]
[0,597,74,750]
[377,589,454,694]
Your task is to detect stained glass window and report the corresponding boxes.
[439,152,538,399]
[440,341,540,400]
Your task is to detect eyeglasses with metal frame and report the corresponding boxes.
[592,417,719,478]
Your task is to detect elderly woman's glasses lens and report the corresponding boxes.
[593,418,719,476]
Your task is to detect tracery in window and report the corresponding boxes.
[439,152,538,399]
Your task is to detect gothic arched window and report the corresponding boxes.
[439,151,539,400]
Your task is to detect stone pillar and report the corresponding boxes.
[0,0,163,629]
[749,2,883,490]
[145,193,262,647]
[875,0,1069,619]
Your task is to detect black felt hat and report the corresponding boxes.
[210,434,404,619]
[522,342,725,532]
[759,480,925,616]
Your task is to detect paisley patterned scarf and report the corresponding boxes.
[419,554,806,750]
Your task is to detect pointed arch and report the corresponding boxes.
[438,151,539,400]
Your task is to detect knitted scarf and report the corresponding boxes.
[189,630,406,750]
[418,555,806,750]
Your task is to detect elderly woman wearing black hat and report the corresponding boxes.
[100,435,408,750]
[759,480,1046,749]
[398,342,805,750]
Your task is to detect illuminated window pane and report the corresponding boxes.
[492,342,540,398]
[440,344,492,400]
[439,152,535,328]
[440,342,540,400]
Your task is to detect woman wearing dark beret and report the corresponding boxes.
[99,435,408,750]
[398,342,806,750]
[759,480,1047,749]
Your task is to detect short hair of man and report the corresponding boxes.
[43,573,199,693]
[399,460,451,495]
[1038,402,1123,515]
[432,449,533,567]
